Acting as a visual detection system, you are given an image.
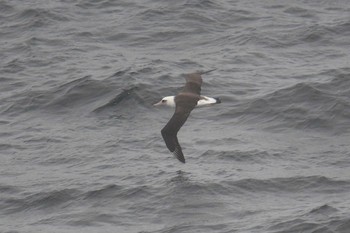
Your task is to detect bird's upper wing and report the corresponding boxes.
[182,72,203,96]
[181,69,216,95]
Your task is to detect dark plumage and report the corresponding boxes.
[161,70,215,163]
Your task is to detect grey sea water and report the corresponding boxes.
[1,0,350,232]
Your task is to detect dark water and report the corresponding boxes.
[1,0,350,232]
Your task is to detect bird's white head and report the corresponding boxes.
[153,96,176,107]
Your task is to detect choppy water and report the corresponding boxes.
[1,0,350,232]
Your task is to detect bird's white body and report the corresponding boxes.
[154,95,220,108]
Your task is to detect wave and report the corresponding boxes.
[2,7,70,32]
[230,175,350,194]
[225,69,350,133]
[92,86,147,114]
[84,184,151,200]
[1,76,112,116]
[269,204,350,233]
[201,149,278,163]
[1,188,80,214]
[165,174,350,197]
[164,173,350,197]
[1,71,162,117]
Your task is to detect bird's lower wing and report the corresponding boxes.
[161,129,185,163]
[161,108,192,163]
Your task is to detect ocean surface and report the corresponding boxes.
[1,0,350,232]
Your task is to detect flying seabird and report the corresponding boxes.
[154,70,221,163]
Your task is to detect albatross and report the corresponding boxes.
[154,70,221,163]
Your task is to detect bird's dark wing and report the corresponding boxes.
[182,72,203,96]
[161,70,216,163]
[182,69,216,96]
[161,95,198,163]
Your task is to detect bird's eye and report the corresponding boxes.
[162,100,166,103]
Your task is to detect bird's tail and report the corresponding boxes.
[214,97,221,104]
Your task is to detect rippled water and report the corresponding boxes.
[1,0,350,232]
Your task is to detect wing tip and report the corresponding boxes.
[172,143,186,163]
[161,130,186,163]
[198,68,217,75]
[176,153,186,163]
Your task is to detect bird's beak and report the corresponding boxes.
[153,101,162,106]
